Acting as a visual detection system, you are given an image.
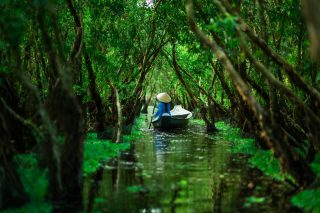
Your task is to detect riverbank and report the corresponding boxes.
[193,119,320,212]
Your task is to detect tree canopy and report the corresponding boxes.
[1,0,320,211]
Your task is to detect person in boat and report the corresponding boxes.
[153,92,171,118]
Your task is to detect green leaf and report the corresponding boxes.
[127,185,144,193]
[291,189,320,212]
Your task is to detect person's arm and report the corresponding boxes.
[153,102,164,117]
[154,110,161,118]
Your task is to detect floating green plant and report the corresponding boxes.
[4,117,144,212]
[291,189,320,213]
[3,154,52,213]
[84,133,130,175]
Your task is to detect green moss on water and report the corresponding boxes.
[231,135,289,182]
[84,116,145,175]
[126,185,145,193]
[248,151,288,182]
[193,119,289,181]
[200,120,320,211]
[213,120,320,211]
[244,196,266,207]
[191,119,206,126]
[84,133,130,175]
[214,121,231,131]
[4,117,144,212]
[123,116,144,142]
[291,189,320,213]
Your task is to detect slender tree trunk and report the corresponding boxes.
[38,4,85,210]
[222,0,320,110]
[302,0,320,63]
[84,49,107,132]
[211,61,237,115]
[108,81,122,143]
[0,76,29,210]
[187,0,316,186]
[171,40,217,131]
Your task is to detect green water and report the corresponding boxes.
[83,114,297,213]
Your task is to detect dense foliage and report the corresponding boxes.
[1,0,320,211]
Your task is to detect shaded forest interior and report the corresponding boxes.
[1,0,320,211]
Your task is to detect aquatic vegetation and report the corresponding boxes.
[291,189,320,213]
[84,133,130,175]
[94,197,106,204]
[4,119,144,212]
[123,116,145,142]
[200,120,290,181]
[14,154,48,200]
[210,120,320,211]
[244,196,266,207]
[179,179,188,188]
[5,138,130,212]
[214,121,231,132]
[1,0,320,211]
[233,140,286,182]
[249,151,289,182]
[84,117,144,175]
[170,179,190,205]
[291,155,320,212]
[190,119,205,126]
[127,185,145,193]
[3,154,52,213]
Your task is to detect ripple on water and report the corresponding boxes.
[84,116,297,213]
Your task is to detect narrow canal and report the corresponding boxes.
[84,112,297,213]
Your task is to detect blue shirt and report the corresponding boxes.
[154,102,171,118]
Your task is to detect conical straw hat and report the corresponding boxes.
[156,92,171,103]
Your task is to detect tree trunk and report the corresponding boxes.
[187,0,316,186]
[0,81,29,210]
[84,49,107,132]
[38,4,85,210]
[108,81,122,143]
[171,40,218,131]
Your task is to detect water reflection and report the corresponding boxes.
[86,167,104,212]
[154,130,170,152]
[83,115,296,213]
[153,130,171,167]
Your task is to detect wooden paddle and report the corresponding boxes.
[148,99,157,129]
